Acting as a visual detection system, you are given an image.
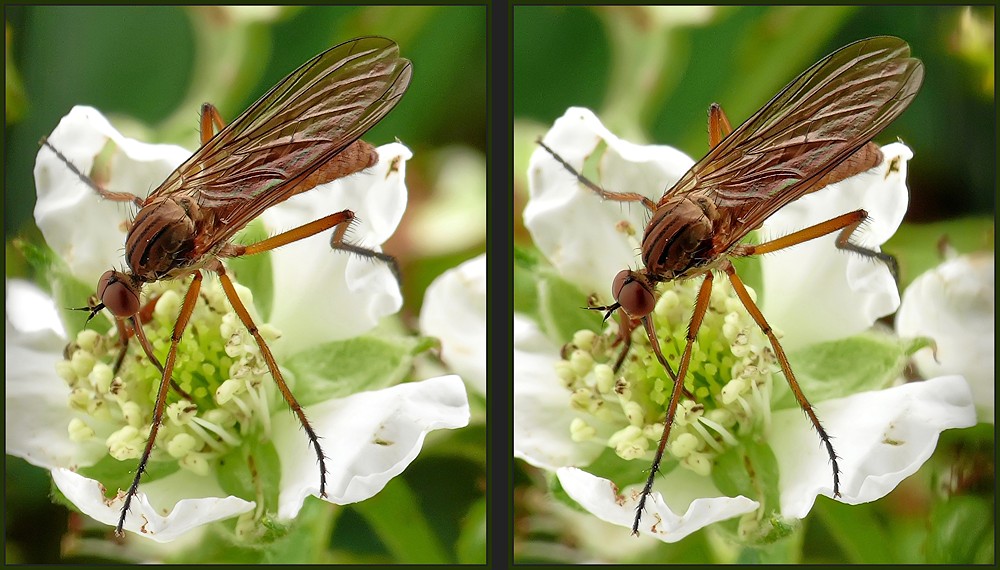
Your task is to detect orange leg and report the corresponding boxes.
[708,103,733,148]
[723,261,841,497]
[214,263,329,499]
[223,209,401,283]
[200,103,226,144]
[632,271,714,535]
[535,139,658,212]
[732,209,898,279]
[39,138,146,207]
[117,271,204,536]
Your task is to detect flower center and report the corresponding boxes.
[57,276,282,479]
[559,276,779,479]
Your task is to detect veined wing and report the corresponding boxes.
[153,36,411,237]
[662,36,923,253]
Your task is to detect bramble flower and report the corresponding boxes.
[419,253,487,397]
[6,106,470,544]
[896,252,994,423]
[514,107,976,544]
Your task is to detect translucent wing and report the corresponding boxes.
[663,36,923,253]
[151,36,411,241]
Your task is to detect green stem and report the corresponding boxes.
[155,7,273,145]
[596,7,683,143]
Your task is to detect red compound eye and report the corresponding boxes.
[612,270,655,318]
[98,270,140,318]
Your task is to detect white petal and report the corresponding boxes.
[557,467,758,542]
[896,253,994,423]
[513,315,607,469]
[5,283,107,469]
[525,107,693,299]
[272,375,469,520]
[5,279,66,339]
[774,375,976,519]
[34,106,190,285]
[263,143,410,351]
[760,143,912,348]
[419,254,487,395]
[52,468,255,543]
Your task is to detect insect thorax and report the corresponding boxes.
[126,196,200,280]
[641,194,719,280]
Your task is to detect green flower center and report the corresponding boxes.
[57,277,281,478]
[559,276,780,479]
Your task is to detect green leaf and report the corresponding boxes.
[284,334,427,406]
[455,497,487,563]
[777,332,917,409]
[814,498,895,563]
[926,494,994,564]
[514,245,603,344]
[586,446,658,490]
[226,220,274,321]
[215,443,282,513]
[352,475,450,563]
[13,238,107,337]
[74,453,181,501]
[712,440,780,514]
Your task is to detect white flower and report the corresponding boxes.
[7,106,470,543]
[896,252,994,423]
[419,253,487,397]
[515,107,977,543]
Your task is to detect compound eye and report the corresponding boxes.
[98,271,140,318]
[612,270,655,318]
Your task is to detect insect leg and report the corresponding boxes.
[632,272,713,535]
[213,263,329,499]
[39,138,145,207]
[536,139,658,212]
[230,210,356,257]
[127,315,195,402]
[731,209,898,279]
[611,309,638,372]
[117,272,203,536]
[708,103,733,148]
[200,103,227,144]
[723,262,841,498]
[221,209,401,285]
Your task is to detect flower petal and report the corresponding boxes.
[263,143,410,351]
[773,375,976,519]
[525,107,693,299]
[5,279,66,338]
[5,281,107,469]
[513,315,608,469]
[419,254,487,396]
[52,468,255,543]
[759,143,912,348]
[34,106,190,285]
[896,253,994,423]
[557,467,759,542]
[272,375,469,520]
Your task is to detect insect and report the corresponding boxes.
[536,36,923,535]
[40,36,412,536]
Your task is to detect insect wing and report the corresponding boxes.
[664,36,923,253]
[152,36,412,239]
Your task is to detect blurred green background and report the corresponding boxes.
[513,6,993,564]
[5,5,486,563]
